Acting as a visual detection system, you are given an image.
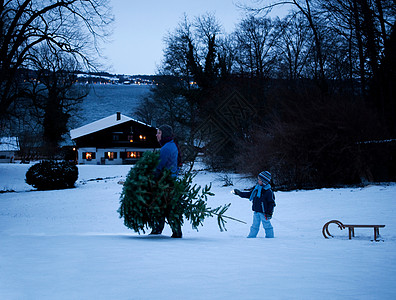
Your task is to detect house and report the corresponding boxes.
[0,137,20,163]
[70,112,158,165]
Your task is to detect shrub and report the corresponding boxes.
[235,85,385,189]
[25,160,78,190]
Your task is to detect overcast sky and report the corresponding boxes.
[101,0,251,75]
[101,0,289,75]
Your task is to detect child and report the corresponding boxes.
[234,171,276,238]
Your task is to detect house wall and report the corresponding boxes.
[0,137,19,163]
[77,147,157,165]
[0,151,15,163]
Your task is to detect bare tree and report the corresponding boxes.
[161,14,193,80]
[234,15,278,78]
[29,46,88,156]
[243,0,329,91]
[317,0,393,90]
[161,12,228,87]
[273,14,312,80]
[317,0,396,131]
[216,34,237,78]
[0,0,112,121]
[146,13,232,165]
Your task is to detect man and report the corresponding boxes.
[154,125,179,178]
[150,125,182,238]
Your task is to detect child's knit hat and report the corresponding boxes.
[258,171,271,184]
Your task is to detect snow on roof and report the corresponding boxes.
[0,137,20,151]
[70,113,153,140]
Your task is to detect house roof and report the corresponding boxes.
[0,137,20,151]
[70,113,154,140]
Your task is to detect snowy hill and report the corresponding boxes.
[0,163,395,300]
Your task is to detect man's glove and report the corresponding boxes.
[265,214,272,220]
[233,189,241,196]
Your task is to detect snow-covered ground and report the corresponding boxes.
[1,162,395,300]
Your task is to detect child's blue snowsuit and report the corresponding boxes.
[238,184,276,238]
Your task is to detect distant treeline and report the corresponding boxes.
[135,2,396,188]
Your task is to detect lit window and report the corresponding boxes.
[105,152,117,160]
[126,151,142,158]
[128,135,134,143]
[83,152,95,160]
[139,135,146,141]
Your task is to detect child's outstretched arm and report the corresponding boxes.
[233,189,251,199]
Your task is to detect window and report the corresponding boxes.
[83,152,96,160]
[113,134,120,141]
[128,135,134,143]
[120,151,143,159]
[126,151,142,158]
[105,152,117,160]
[139,135,146,141]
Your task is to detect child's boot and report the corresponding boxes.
[265,227,274,238]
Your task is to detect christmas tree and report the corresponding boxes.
[118,151,233,234]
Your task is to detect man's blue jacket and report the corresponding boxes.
[155,140,179,178]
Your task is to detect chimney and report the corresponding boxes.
[116,112,121,121]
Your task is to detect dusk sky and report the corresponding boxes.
[102,0,288,75]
